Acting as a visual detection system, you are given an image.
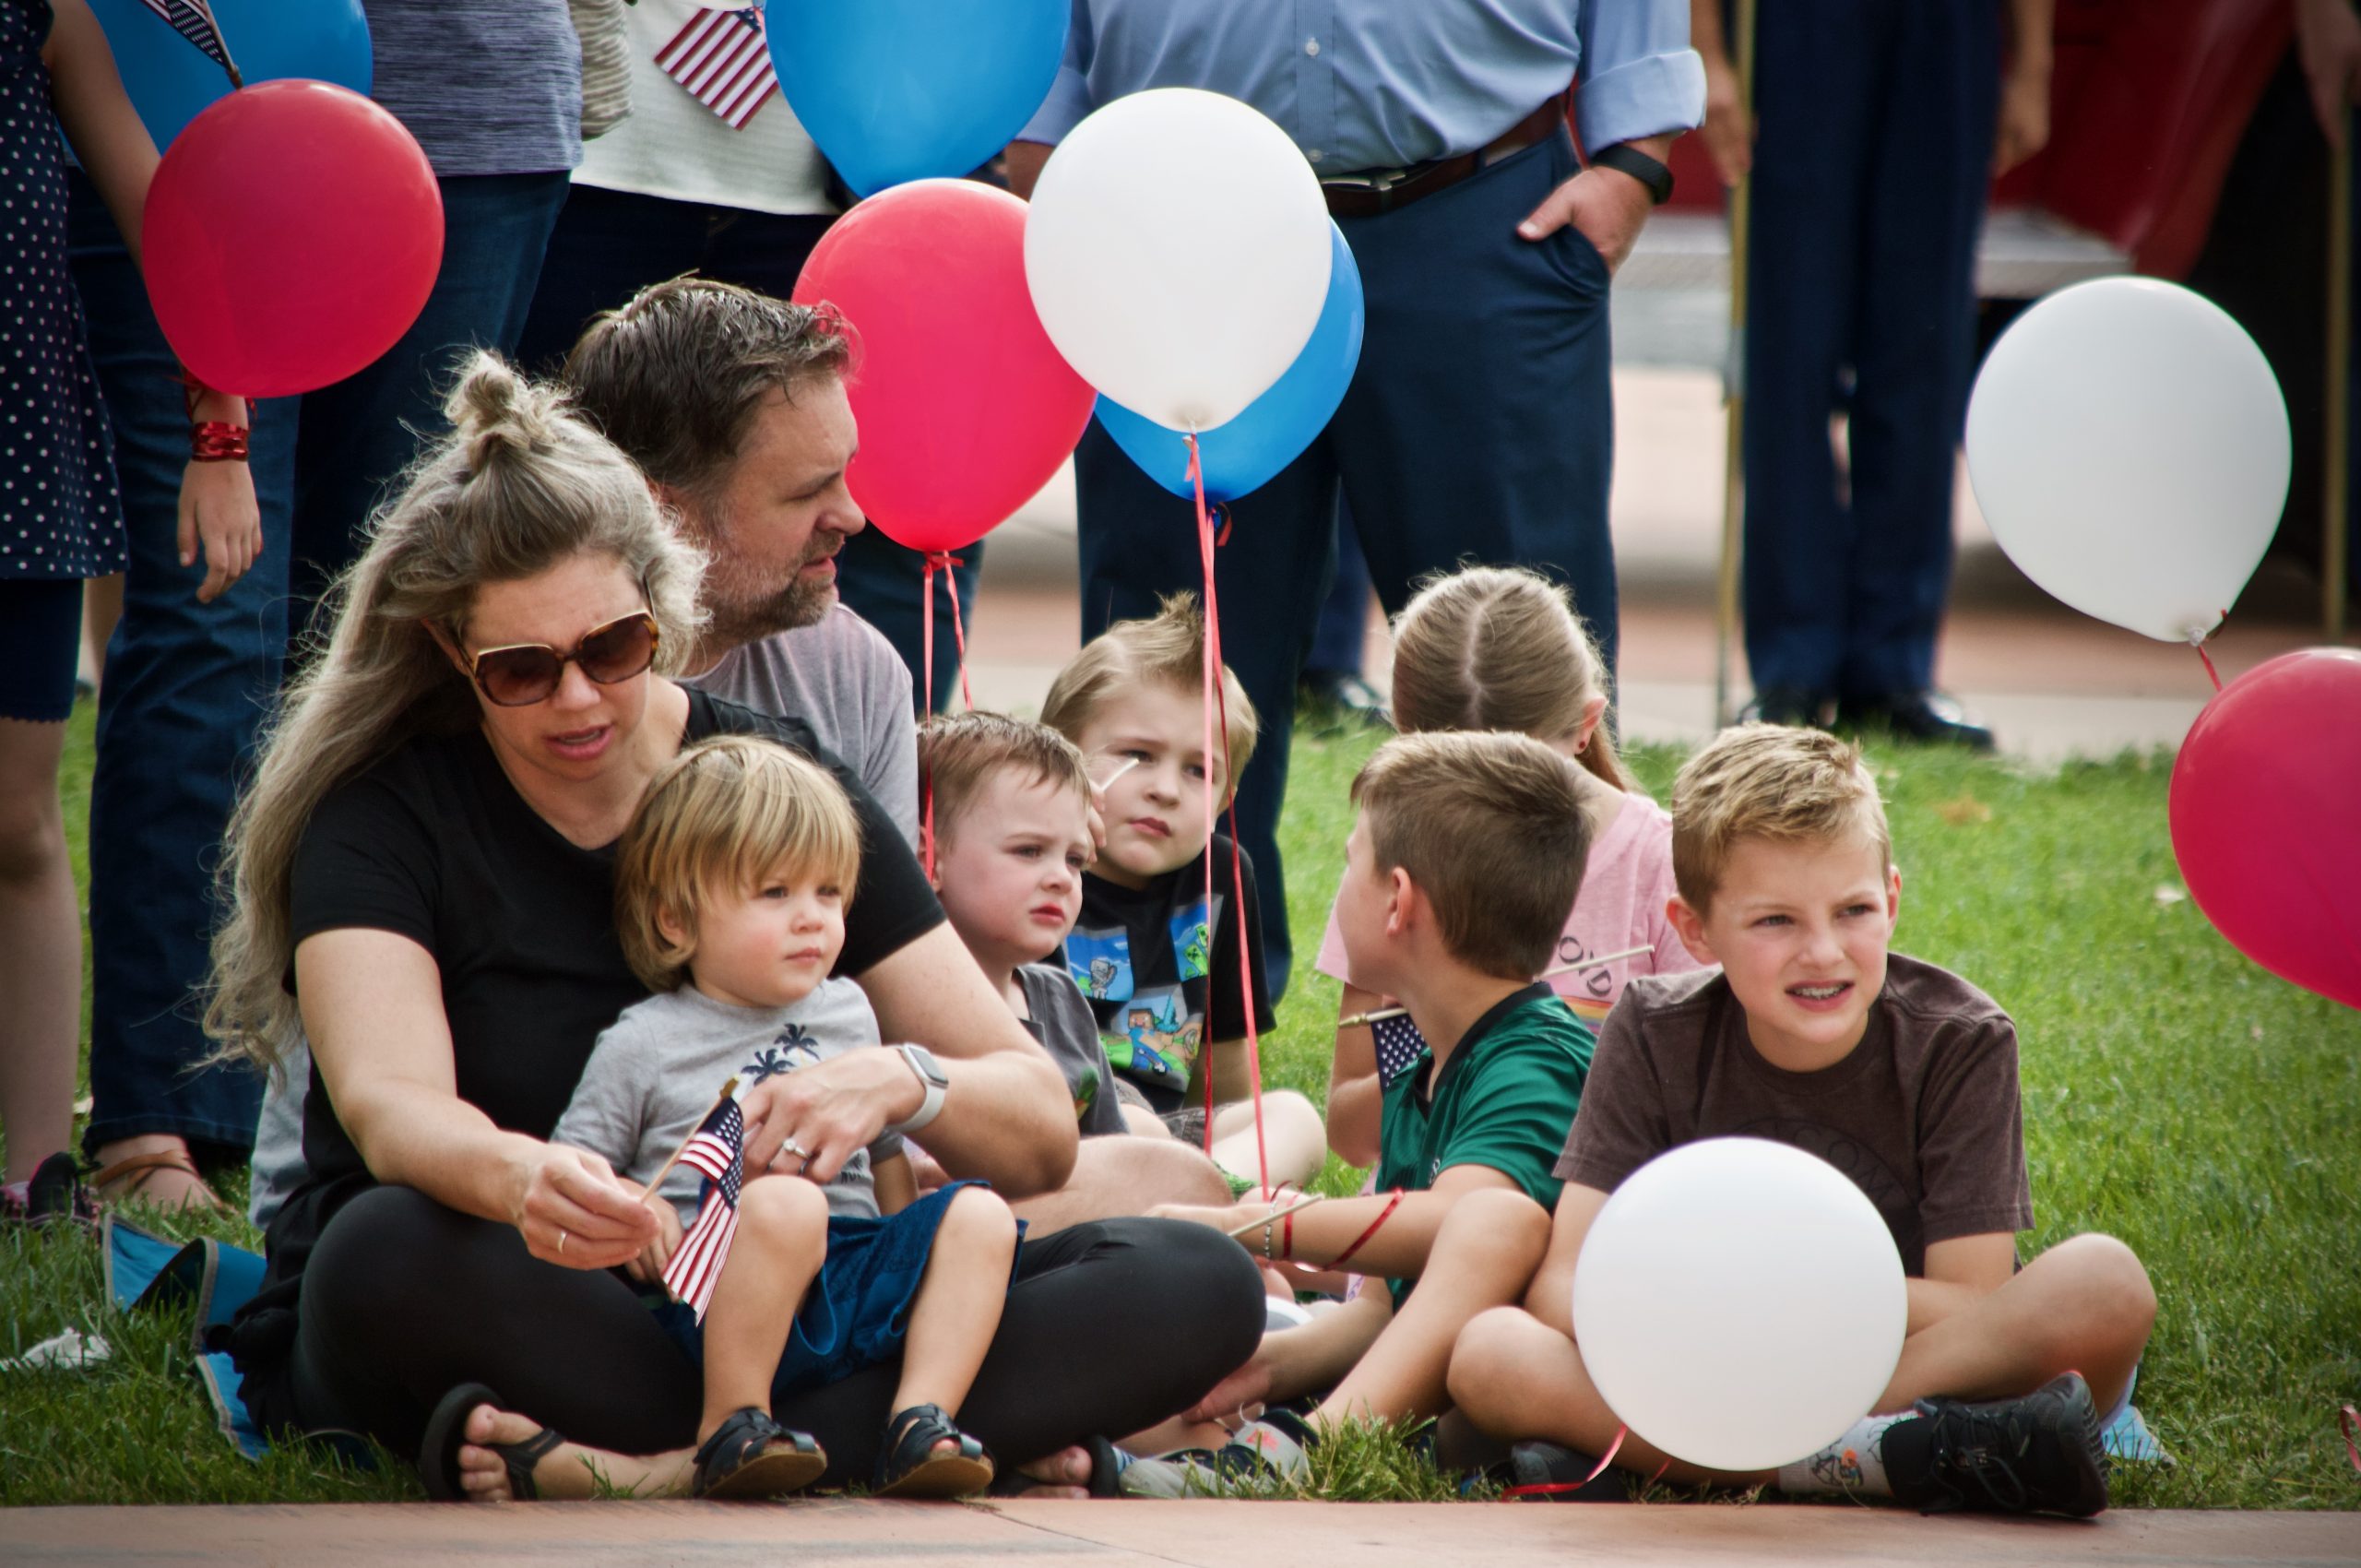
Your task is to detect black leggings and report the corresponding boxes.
[288,1185,1264,1484]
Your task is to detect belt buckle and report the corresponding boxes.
[1320,165,1414,214]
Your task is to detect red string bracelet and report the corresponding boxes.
[1327,1188,1403,1273]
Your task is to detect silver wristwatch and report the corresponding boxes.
[884,1043,949,1135]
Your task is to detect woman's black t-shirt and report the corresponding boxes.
[229,690,943,1418]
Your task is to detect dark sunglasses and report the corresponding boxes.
[462,610,660,707]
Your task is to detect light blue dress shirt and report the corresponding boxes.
[1019,0,1705,172]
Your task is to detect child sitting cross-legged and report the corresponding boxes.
[548,735,1019,1500]
[918,711,1236,1227]
[1040,595,1325,1194]
[1446,725,2158,1516]
[1120,731,1599,1492]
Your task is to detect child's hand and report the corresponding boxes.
[624,1197,684,1285]
[178,446,261,605]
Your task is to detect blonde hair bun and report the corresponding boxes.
[445,349,567,476]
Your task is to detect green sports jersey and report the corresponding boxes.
[1374,982,1595,1301]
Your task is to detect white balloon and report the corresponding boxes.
[1571,1138,1907,1473]
[1024,88,1331,433]
[1964,277,2291,644]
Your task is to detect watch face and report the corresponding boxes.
[907,1045,950,1087]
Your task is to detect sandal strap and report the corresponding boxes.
[694,1408,817,1496]
[89,1151,225,1211]
[877,1404,984,1488]
[496,1425,567,1503]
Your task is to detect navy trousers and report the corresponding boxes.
[1741,0,2000,698]
[516,183,979,716]
[74,171,565,1160]
[1074,125,1617,998]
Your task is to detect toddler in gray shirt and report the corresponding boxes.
[551,735,1015,1502]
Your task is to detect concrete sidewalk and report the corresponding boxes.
[960,366,2342,763]
[8,1498,2357,1567]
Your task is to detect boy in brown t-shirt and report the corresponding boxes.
[1446,726,2157,1517]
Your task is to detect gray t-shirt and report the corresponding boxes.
[365,1,583,177]
[1018,963,1125,1138]
[686,606,919,847]
[552,979,904,1225]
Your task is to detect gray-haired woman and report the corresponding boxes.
[208,353,1260,1497]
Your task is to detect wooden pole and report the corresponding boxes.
[1713,0,1759,726]
[2327,122,2351,644]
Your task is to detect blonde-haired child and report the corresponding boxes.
[549,736,1018,1500]
[1319,566,1702,1167]
[1042,595,1327,1193]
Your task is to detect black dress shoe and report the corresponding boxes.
[1737,686,1829,728]
[1298,670,1394,731]
[1836,690,1996,752]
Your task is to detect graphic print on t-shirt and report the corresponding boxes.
[1109,985,1198,1085]
[1171,898,1211,980]
[737,1020,868,1187]
[1067,925,1134,1004]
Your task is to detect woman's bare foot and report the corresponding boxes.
[456,1404,691,1501]
[1012,1445,1093,1500]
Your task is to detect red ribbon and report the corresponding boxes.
[1500,1423,1630,1501]
[1184,433,1270,1194]
[918,550,972,879]
[2191,612,2227,693]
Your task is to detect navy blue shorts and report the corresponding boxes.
[0,577,86,723]
[651,1180,1019,1400]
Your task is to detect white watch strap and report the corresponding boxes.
[886,1044,946,1136]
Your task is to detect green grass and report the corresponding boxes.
[6,703,2358,1507]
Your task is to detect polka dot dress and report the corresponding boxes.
[0,0,125,583]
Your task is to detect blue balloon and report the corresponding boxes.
[86,0,371,154]
[771,0,1067,197]
[1098,223,1365,504]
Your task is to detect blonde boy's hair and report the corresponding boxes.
[1349,731,1591,980]
[919,712,1093,841]
[615,734,861,991]
[1039,594,1258,802]
[1390,565,1636,794]
[1669,724,1892,913]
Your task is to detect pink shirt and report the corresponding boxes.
[1315,792,1701,1034]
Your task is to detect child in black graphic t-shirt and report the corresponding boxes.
[1042,597,1321,1192]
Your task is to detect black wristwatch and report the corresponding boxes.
[1590,143,1674,206]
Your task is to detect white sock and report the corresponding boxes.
[1775,1411,1915,1498]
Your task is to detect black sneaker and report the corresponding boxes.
[1738,686,1830,728]
[25,1152,97,1230]
[1491,1439,1629,1503]
[1888,1372,2109,1517]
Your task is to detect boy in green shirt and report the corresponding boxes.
[1134,732,1596,1489]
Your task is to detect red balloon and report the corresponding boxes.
[143,80,443,399]
[2169,648,2361,1008]
[794,179,1094,552]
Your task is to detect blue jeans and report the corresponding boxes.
[1073,126,1618,999]
[515,182,976,714]
[286,172,571,646]
[73,170,565,1159]
[1740,0,1999,697]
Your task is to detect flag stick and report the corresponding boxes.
[1225,1193,1327,1238]
[1335,944,1654,1028]
[639,1078,741,1209]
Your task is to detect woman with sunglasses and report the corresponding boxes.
[202,351,1264,1495]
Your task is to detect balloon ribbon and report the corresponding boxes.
[918,550,972,878]
[1500,1424,1631,1500]
[2190,613,2227,693]
[1184,433,1270,1194]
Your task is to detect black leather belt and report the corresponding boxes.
[1319,95,1567,220]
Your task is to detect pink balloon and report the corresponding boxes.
[2169,648,2361,1008]
[143,80,443,399]
[795,180,1094,553]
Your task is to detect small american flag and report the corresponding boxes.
[655,4,777,131]
[1371,1013,1430,1091]
[135,0,241,86]
[660,1094,746,1324]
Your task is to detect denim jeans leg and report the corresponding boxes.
[287,171,571,651]
[70,172,297,1161]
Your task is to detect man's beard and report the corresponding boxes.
[692,500,837,650]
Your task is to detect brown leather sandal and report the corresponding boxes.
[89,1150,229,1214]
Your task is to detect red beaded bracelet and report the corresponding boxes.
[190,422,250,462]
